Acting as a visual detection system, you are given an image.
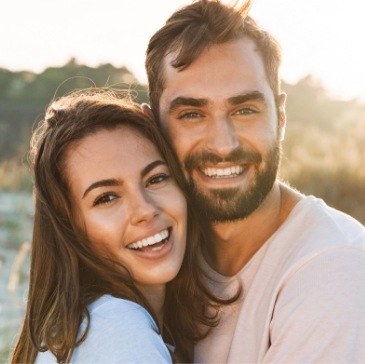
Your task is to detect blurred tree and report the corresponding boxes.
[0,59,148,159]
[281,75,365,223]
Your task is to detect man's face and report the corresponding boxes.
[158,37,286,222]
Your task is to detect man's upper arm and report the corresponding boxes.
[263,247,365,363]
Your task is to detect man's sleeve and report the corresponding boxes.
[263,246,365,363]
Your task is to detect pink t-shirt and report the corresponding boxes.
[195,196,365,363]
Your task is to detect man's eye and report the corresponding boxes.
[93,193,118,206]
[146,173,170,187]
[235,108,257,116]
[177,111,202,120]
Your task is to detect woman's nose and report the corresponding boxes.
[129,191,159,226]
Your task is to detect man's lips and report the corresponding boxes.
[184,149,262,177]
[191,162,256,188]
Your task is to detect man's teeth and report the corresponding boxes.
[128,229,169,250]
[202,165,244,178]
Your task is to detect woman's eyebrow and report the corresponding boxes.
[82,178,121,199]
[82,160,166,199]
[141,160,166,177]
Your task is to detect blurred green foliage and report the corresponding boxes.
[281,76,365,223]
[0,58,148,159]
[0,62,364,223]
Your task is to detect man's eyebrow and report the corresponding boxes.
[228,91,266,106]
[82,160,166,199]
[82,179,121,199]
[168,97,208,113]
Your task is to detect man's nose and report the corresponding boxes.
[129,190,159,226]
[205,117,240,157]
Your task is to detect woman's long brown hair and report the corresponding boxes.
[11,89,238,363]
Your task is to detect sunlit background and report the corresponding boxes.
[1,0,365,361]
[2,0,365,99]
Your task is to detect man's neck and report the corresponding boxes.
[204,182,303,276]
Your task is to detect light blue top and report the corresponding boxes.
[35,294,172,363]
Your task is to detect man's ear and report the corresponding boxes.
[141,103,154,119]
[277,92,287,141]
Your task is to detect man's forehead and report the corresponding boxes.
[162,37,259,69]
[162,39,265,82]
[160,42,271,108]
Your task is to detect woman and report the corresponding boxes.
[11,90,236,363]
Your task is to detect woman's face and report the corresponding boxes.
[66,125,187,287]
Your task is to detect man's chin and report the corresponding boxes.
[189,169,278,221]
[186,140,281,222]
[189,187,262,222]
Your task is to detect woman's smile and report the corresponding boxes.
[66,125,187,286]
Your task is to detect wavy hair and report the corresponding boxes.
[11,89,238,363]
[146,0,282,119]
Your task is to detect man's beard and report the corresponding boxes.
[184,141,281,222]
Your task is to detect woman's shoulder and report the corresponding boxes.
[36,295,172,363]
[87,294,158,331]
[72,295,172,362]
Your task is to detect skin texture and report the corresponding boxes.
[65,125,187,312]
[157,37,302,275]
[159,37,284,202]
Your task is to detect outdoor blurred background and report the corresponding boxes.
[1,0,364,362]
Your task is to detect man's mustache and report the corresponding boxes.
[184,148,262,172]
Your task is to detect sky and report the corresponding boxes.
[1,0,365,100]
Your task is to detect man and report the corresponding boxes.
[144,0,365,362]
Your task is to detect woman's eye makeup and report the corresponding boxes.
[89,166,171,206]
[146,173,170,187]
[92,192,118,207]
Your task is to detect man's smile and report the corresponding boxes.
[200,164,244,178]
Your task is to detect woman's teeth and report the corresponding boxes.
[202,165,244,178]
[128,229,169,250]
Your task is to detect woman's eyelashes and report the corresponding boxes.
[146,173,170,188]
[93,192,119,207]
[91,173,171,207]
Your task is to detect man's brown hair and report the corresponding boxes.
[146,0,282,118]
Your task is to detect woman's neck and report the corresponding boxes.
[136,284,165,329]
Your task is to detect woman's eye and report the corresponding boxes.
[93,193,118,206]
[146,173,170,187]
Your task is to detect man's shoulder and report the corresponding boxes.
[283,194,364,249]
[256,193,364,277]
